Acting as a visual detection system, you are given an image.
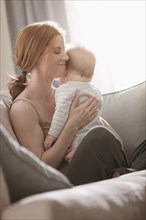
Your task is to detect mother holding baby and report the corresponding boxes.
[8,21,129,185]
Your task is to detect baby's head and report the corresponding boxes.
[66,46,96,81]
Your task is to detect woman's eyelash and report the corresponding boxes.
[54,51,60,54]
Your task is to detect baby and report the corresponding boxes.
[44,46,103,152]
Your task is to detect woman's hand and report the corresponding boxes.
[67,93,99,130]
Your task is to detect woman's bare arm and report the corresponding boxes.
[10,95,98,168]
[42,95,98,167]
[10,101,45,158]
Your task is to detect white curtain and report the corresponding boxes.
[65,0,145,93]
[5,0,70,72]
[4,0,145,93]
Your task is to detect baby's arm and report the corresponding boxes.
[44,85,75,149]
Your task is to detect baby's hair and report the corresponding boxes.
[66,45,96,79]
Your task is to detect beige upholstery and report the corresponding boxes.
[0,91,17,140]
[0,82,146,219]
[1,170,146,220]
[0,166,10,216]
[102,81,145,159]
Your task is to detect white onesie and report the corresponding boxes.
[48,81,103,148]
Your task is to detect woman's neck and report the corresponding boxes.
[22,69,53,102]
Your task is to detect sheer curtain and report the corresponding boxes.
[4,0,145,93]
[65,0,145,93]
[5,0,70,72]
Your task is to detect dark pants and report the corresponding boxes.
[67,127,130,185]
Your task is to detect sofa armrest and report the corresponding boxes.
[102,81,145,162]
[2,170,146,220]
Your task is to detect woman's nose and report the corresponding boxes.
[63,52,69,61]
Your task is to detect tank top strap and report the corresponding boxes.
[12,98,41,123]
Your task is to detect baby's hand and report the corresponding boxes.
[44,135,57,150]
[64,146,77,163]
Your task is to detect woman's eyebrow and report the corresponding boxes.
[53,47,61,50]
[52,46,65,51]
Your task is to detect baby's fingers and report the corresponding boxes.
[44,139,50,150]
[65,151,74,161]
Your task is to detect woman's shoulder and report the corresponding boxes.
[10,98,40,122]
[11,98,33,111]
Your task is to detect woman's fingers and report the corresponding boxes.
[77,97,99,127]
[70,92,80,110]
[68,94,99,130]
[85,98,98,113]
[87,101,99,116]
[79,96,98,116]
[81,96,97,110]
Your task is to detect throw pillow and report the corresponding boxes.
[0,166,10,215]
[0,124,73,203]
[0,91,17,140]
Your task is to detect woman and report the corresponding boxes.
[8,21,129,185]
[9,21,98,168]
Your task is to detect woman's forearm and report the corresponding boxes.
[42,95,99,168]
[41,120,77,168]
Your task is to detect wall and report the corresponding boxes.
[0,0,15,90]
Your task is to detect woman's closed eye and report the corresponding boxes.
[54,50,60,54]
[53,46,65,54]
[53,47,61,54]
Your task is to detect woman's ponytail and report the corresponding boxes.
[8,72,27,101]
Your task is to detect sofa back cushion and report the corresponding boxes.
[102,82,145,163]
[0,123,72,203]
[0,91,17,140]
[0,166,10,216]
[0,92,73,203]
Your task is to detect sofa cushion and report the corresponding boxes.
[131,140,146,170]
[102,81,146,164]
[0,91,17,140]
[1,170,146,220]
[0,166,10,216]
[0,124,72,203]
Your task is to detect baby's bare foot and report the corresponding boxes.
[112,171,120,178]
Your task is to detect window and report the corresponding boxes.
[65,0,145,93]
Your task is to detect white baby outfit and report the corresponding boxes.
[49,81,103,148]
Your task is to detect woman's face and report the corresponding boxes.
[38,35,69,81]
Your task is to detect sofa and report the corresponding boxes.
[0,81,146,220]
